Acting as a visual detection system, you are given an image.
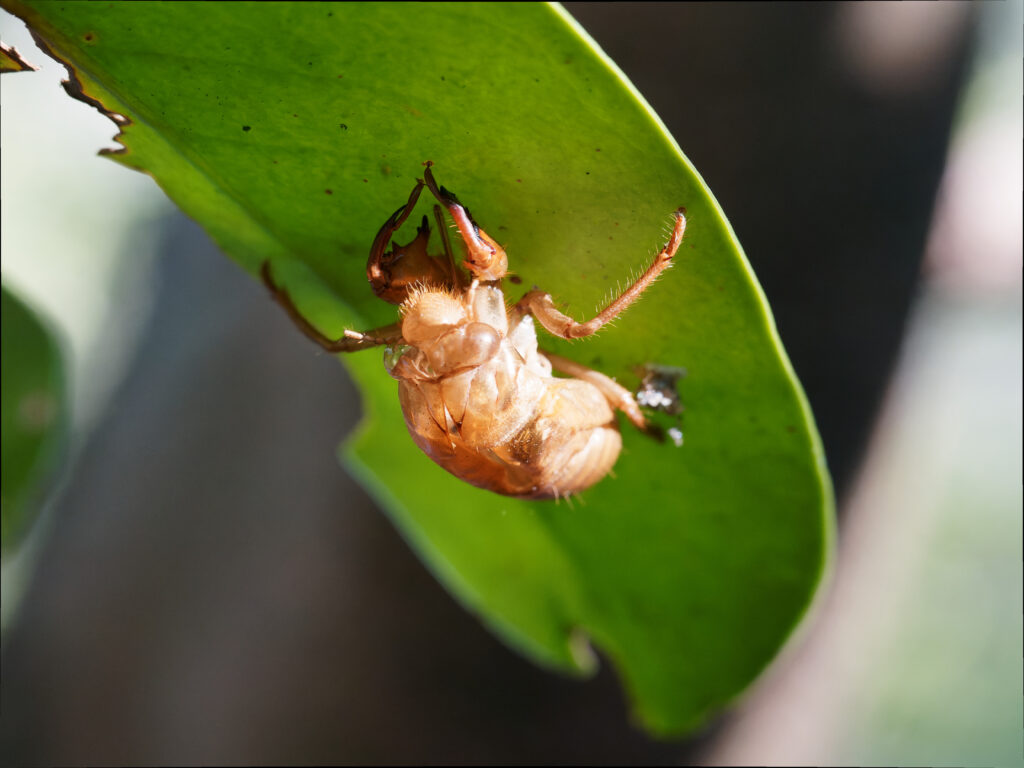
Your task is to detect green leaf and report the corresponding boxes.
[4,1,833,734]
[1,285,66,555]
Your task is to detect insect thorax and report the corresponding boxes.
[386,283,554,451]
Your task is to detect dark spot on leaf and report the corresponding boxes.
[242,125,251,131]
[363,179,368,183]
[272,160,278,164]
[785,425,797,433]
[339,123,347,130]
[509,275,523,285]
[595,147,601,152]
[83,32,94,42]
[516,179,522,183]
[325,189,332,195]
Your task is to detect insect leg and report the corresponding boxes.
[517,208,687,340]
[540,350,649,432]
[261,262,403,352]
[432,203,464,288]
[422,162,508,281]
[368,179,425,276]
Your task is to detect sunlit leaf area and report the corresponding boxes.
[1,3,1018,765]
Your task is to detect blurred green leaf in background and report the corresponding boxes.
[1,1,832,734]
[1,286,67,555]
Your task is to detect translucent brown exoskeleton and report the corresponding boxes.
[261,163,687,499]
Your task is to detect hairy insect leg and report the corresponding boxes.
[261,262,402,352]
[422,161,508,281]
[541,350,650,432]
[517,208,687,340]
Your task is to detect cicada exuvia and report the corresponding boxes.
[263,164,686,499]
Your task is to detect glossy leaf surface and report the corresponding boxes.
[3,1,832,733]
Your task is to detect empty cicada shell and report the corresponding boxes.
[262,164,686,499]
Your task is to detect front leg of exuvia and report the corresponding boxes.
[366,177,458,305]
[422,161,508,281]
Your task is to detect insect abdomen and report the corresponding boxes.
[399,374,622,499]
[501,378,622,498]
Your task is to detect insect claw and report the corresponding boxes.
[424,166,470,213]
[423,166,509,281]
[438,185,460,206]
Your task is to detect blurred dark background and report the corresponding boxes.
[1,4,989,764]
